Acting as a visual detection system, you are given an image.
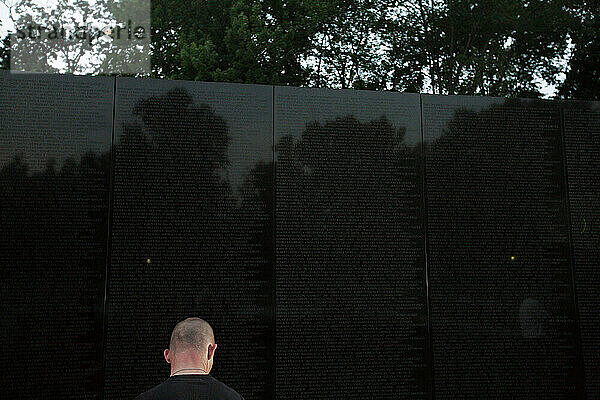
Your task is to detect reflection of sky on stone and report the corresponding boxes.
[0,71,113,171]
[562,99,600,114]
[114,78,273,194]
[422,94,567,143]
[422,94,505,143]
[275,86,421,149]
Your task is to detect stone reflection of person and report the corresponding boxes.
[519,298,549,338]
[135,317,245,400]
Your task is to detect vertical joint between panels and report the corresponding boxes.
[420,94,436,400]
[99,76,118,400]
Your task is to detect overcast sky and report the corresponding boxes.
[1,5,9,36]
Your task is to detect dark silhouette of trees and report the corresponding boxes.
[0,85,275,400]
[0,36,8,70]
[276,115,429,398]
[424,99,584,398]
[561,102,600,396]
[0,150,111,398]
[4,0,600,99]
[559,2,600,100]
[104,87,274,400]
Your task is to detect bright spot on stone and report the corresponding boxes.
[146,258,151,264]
[510,256,515,261]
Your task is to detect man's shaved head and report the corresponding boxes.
[169,317,215,356]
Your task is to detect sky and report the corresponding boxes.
[1,5,8,36]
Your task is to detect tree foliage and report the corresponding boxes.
[1,0,598,99]
[559,1,600,100]
[404,0,573,97]
[150,0,584,97]
[151,0,311,85]
[0,36,8,69]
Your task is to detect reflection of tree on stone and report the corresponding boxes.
[0,148,110,398]
[561,102,600,398]
[276,115,427,398]
[108,87,273,400]
[425,98,581,398]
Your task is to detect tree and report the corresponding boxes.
[1,0,585,98]
[559,1,600,100]
[151,0,311,85]
[0,0,149,74]
[0,35,9,69]
[303,0,389,89]
[300,0,576,96]
[384,0,574,97]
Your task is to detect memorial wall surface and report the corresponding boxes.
[0,72,113,399]
[103,78,274,400]
[562,101,600,398]
[423,95,583,399]
[275,87,430,399]
[1,72,599,399]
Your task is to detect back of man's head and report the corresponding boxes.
[169,317,215,356]
[138,318,245,399]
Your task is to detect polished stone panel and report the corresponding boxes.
[275,86,429,399]
[4,71,600,400]
[0,71,113,399]
[103,78,274,400]
[562,100,600,399]
[423,95,583,399]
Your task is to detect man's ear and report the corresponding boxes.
[208,343,217,360]
[164,349,171,364]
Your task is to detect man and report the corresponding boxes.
[135,317,245,400]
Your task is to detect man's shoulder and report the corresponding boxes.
[133,385,158,400]
[134,375,245,400]
[209,375,245,400]
[134,382,164,400]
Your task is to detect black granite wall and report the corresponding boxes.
[275,87,429,398]
[0,71,597,399]
[423,96,582,399]
[0,72,112,399]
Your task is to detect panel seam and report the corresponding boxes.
[420,94,436,400]
[558,103,587,399]
[272,84,277,397]
[99,76,118,400]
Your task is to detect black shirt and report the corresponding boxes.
[134,374,245,400]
